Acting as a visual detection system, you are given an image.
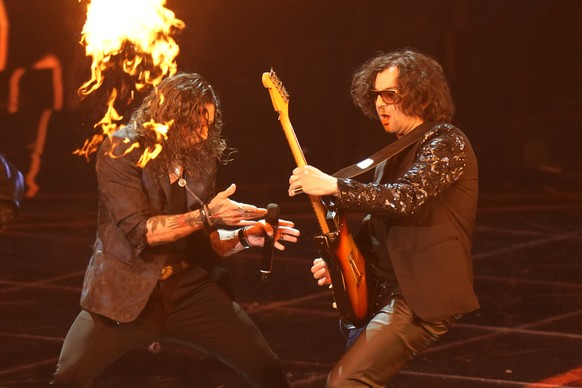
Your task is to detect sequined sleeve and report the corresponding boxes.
[336,125,468,216]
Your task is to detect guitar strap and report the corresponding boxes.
[332,122,436,179]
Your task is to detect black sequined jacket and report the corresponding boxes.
[336,123,480,321]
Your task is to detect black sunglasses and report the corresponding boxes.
[369,89,402,105]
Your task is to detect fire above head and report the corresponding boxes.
[75,0,185,163]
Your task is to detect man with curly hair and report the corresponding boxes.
[288,49,479,386]
[52,72,298,387]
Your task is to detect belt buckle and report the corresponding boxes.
[159,265,173,280]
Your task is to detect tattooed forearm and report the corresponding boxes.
[184,211,203,227]
[145,211,204,246]
[149,216,166,233]
[166,215,183,229]
[148,215,179,233]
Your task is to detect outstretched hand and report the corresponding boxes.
[207,184,267,226]
[244,219,300,251]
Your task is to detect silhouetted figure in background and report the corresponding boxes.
[0,153,24,229]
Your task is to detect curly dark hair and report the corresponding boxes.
[131,72,229,176]
[351,49,455,123]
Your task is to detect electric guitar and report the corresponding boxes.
[262,69,369,328]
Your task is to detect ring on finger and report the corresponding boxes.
[293,186,303,195]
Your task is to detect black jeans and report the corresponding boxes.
[51,265,289,387]
[327,296,455,387]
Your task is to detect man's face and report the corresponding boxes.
[373,66,423,137]
[180,103,215,147]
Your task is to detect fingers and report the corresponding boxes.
[234,202,267,219]
[243,220,300,249]
[289,185,303,197]
[288,167,305,197]
[288,175,304,197]
[311,258,327,274]
[271,224,301,249]
[311,258,331,286]
[220,210,266,227]
[275,226,300,245]
[276,219,295,227]
[288,165,337,197]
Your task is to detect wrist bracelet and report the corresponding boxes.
[203,204,216,227]
[238,227,251,249]
[199,205,215,229]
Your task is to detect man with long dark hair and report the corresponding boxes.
[52,72,298,387]
[288,49,479,386]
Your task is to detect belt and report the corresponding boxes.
[373,281,401,313]
[159,260,190,280]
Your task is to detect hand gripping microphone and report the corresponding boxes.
[260,203,280,281]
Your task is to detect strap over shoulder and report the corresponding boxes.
[332,122,437,179]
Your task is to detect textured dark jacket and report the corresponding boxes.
[80,126,216,323]
[337,123,479,322]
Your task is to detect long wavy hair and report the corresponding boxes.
[351,49,455,123]
[131,72,229,176]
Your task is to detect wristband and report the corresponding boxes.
[199,205,215,229]
[238,227,251,249]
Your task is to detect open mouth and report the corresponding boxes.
[379,114,390,125]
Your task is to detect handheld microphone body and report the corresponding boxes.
[260,203,280,281]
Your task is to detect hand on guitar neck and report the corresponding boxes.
[288,165,339,198]
[311,258,332,286]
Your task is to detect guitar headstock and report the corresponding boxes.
[262,69,290,118]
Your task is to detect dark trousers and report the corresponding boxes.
[51,265,289,387]
[327,297,454,387]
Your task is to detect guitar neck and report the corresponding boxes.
[262,70,330,234]
[280,118,330,234]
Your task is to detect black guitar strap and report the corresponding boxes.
[332,122,435,179]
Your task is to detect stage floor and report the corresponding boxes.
[1,168,581,388]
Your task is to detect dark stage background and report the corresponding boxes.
[1,1,582,387]
[1,0,581,197]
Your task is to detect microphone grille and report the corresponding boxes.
[266,203,280,220]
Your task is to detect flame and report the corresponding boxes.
[75,0,184,163]
[103,115,174,168]
[135,118,174,167]
[75,88,123,157]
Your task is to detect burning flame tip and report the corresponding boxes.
[76,0,185,164]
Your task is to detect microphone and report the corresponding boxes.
[260,203,280,281]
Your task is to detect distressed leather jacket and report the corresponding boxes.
[80,126,216,323]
